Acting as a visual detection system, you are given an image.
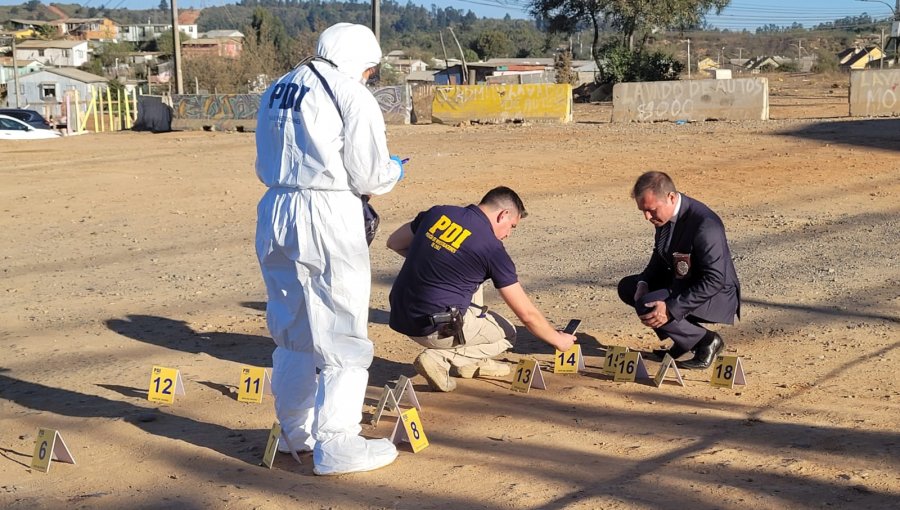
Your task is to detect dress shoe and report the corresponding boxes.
[646,342,689,362]
[677,333,725,370]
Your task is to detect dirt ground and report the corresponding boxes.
[1,73,898,509]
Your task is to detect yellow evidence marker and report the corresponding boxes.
[390,407,429,453]
[710,355,747,389]
[554,344,585,374]
[30,428,76,473]
[651,353,685,387]
[237,366,273,404]
[147,366,186,405]
[261,422,282,469]
[602,346,629,376]
[613,351,651,382]
[260,422,302,468]
[510,358,547,393]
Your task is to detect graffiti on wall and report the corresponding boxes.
[372,85,411,125]
[170,85,410,130]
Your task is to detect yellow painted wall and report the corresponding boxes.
[850,48,884,70]
[432,84,573,124]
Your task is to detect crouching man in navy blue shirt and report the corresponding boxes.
[386,186,576,392]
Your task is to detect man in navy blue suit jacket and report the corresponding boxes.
[618,171,741,369]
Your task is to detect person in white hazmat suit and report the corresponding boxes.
[254,23,404,476]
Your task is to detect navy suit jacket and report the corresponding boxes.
[639,194,741,324]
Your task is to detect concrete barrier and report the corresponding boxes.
[612,78,769,122]
[172,94,258,131]
[432,84,573,124]
[849,69,900,117]
[170,85,411,131]
[372,85,411,125]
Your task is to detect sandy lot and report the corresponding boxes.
[1,73,898,509]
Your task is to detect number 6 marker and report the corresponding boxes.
[30,428,75,473]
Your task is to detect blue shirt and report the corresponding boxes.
[389,204,519,336]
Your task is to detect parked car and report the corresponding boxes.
[0,114,62,140]
[0,108,53,130]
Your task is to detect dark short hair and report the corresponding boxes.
[480,186,528,218]
[631,171,677,199]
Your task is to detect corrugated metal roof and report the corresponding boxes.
[17,39,87,49]
[0,57,42,66]
[40,67,107,83]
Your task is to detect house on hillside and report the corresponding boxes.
[14,40,90,67]
[4,67,107,120]
[178,9,201,40]
[8,18,59,35]
[57,17,120,41]
[201,29,244,39]
[745,56,780,73]
[405,70,436,84]
[697,57,718,73]
[839,46,885,70]
[120,10,199,43]
[0,57,44,85]
[384,50,427,74]
[181,37,243,59]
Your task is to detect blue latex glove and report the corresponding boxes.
[390,155,406,180]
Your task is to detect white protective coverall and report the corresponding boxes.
[254,23,402,475]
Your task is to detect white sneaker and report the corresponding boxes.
[414,351,456,392]
[313,438,398,476]
[454,358,510,379]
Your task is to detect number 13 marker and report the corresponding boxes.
[510,358,547,393]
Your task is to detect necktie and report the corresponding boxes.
[655,222,671,258]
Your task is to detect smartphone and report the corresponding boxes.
[562,319,582,335]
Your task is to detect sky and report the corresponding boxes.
[0,0,895,30]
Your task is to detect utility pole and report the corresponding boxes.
[372,0,380,42]
[439,30,450,72]
[170,0,184,95]
[448,26,468,84]
[681,39,691,79]
[736,47,744,60]
[12,37,22,108]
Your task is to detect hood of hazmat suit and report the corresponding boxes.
[254,22,400,475]
[317,22,383,85]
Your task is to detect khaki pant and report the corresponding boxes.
[408,286,517,370]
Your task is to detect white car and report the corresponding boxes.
[0,114,62,140]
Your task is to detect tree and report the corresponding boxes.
[554,48,579,85]
[530,0,728,83]
[159,0,169,11]
[472,30,513,60]
[155,29,191,57]
[248,6,293,71]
